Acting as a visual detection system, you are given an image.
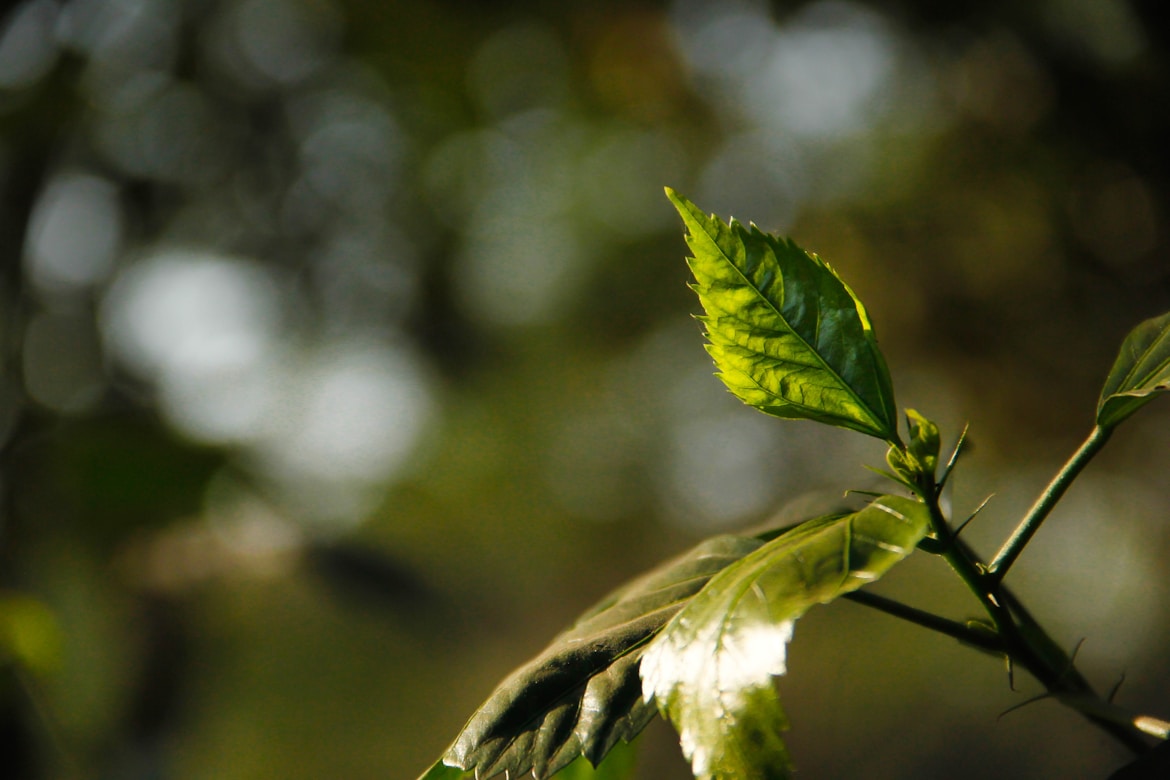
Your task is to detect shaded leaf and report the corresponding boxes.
[667,188,898,442]
[425,535,766,780]
[641,496,931,780]
[1098,310,1170,430]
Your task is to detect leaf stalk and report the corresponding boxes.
[986,425,1112,584]
[842,590,1003,653]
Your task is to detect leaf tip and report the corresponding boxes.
[664,186,690,216]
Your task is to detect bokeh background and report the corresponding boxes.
[0,0,1168,778]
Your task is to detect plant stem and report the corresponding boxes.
[1053,694,1170,739]
[986,425,1111,584]
[842,590,1003,653]
[883,428,1150,752]
[925,495,1152,755]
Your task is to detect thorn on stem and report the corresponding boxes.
[938,423,971,489]
[997,693,1053,722]
[1068,638,1088,668]
[954,494,995,539]
[1109,673,1127,704]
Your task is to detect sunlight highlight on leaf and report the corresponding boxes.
[424,535,766,780]
[640,496,931,780]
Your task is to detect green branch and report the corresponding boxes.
[929,503,1152,755]
[986,426,1112,584]
[842,590,1003,653]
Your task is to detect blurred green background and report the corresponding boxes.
[0,0,1168,778]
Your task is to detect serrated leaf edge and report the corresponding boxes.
[667,187,897,442]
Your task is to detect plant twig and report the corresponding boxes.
[936,423,969,492]
[842,590,1004,653]
[1054,693,1170,740]
[925,488,1151,755]
[986,425,1112,584]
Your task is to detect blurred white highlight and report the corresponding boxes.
[26,172,122,292]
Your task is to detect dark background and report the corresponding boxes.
[1,0,1168,778]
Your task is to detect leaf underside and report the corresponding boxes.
[640,495,931,780]
[427,535,766,780]
[1097,310,1170,430]
[666,188,898,442]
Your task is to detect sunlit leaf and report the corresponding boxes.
[905,409,940,475]
[423,535,766,780]
[1097,310,1170,430]
[666,188,898,442]
[640,496,931,780]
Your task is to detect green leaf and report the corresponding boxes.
[640,495,931,780]
[905,409,940,475]
[666,188,898,442]
[554,738,638,779]
[426,534,767,780]
[1097,310,1170,430]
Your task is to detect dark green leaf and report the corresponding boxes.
[426,535,766,780]
[1097,310,1170,429]
[666,188,898,442]
[641,496,931,780]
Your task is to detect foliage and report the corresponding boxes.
[420,192,1170,780]
[433,534,765,779]
[641,496,929,780]
[2,2,1170,778]
[1097,311,1170,431]
[666,188,898,442]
